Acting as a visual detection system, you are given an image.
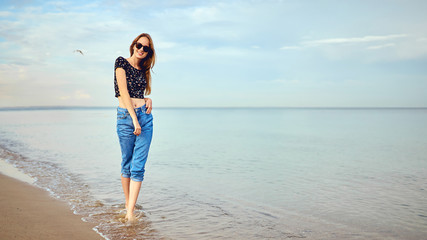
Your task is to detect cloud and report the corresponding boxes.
[0,11,12,17]
[366,43,395,50]
[302,34,407,46]
[59,96,71,100]
[190,5,220,24]
[156,41,178,49]
[148,3,240,43]
[74,90,91,99]
[0,2,129,65]
[281,34,408,50]
[59,90,91,101]
[270,78,301,84]
[280,33,427,61]
[280,46,300,50]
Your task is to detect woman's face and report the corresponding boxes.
[134,37,150,59]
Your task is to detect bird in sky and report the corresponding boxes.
[73,49,84,55]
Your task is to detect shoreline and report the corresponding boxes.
[0,173,102,240]
[0,158,35,184]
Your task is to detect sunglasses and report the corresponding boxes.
[135,43,151,52]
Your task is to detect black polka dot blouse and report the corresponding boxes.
[114,56,146,99]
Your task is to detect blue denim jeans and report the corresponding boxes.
[116,105,153,182]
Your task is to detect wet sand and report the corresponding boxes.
[0,173,102,240]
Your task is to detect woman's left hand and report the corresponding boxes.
[145,98,152,114]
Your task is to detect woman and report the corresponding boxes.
[114,33,155,222]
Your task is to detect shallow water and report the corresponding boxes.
[1,107,426,239]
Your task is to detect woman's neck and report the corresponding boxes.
[129,55,142,69]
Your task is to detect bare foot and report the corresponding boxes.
[125,213,137,223]
[118,216,127,223]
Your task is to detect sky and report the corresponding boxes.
[0,0,426,107]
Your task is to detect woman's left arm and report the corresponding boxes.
[145,97,152,114]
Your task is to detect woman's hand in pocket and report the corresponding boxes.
[145,98,152,114]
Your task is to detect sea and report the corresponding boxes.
[0,107,426,240]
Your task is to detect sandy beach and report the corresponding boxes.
[0,173,102,240]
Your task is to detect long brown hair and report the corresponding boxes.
[129,33,155,95]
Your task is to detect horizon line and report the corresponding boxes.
[1,106,427,111]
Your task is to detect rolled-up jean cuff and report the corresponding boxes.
[131,177,143,182]
[121,173,131,178]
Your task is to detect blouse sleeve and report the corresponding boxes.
[114,56,126,70]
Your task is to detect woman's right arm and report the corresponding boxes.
[116,68,141,136]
